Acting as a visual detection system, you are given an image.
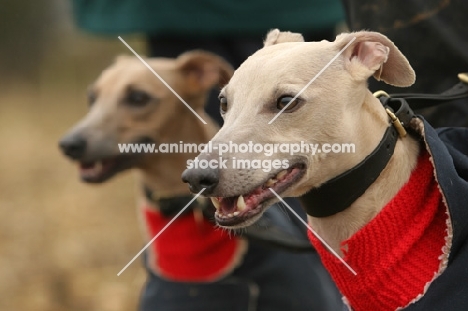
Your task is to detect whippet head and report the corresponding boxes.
[60,51,232,184]
[182,30,415,228]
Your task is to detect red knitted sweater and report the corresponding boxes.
[308,151,449,310]
[144,207,244,282]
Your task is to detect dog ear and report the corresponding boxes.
[335,31,415,87]
[264,29,305,47]
[177,50,234,95]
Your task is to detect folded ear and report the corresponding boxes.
[264,29,304,47]
[335,31,415,87]
[176,50,234,95]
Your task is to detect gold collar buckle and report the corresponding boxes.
[385,108,407,137]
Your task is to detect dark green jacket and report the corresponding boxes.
[72,0,344,36]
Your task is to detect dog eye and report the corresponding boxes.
[219,96,228,113]
[277,96,299,111]
[126,90,151,107]
[87,90,97,107]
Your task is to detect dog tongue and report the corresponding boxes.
[215,193,259,219]
[79,161,104,178]
[219,197,238,214]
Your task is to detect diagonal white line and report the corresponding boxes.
[268,37,356,124]
[269,188,357,275]
[117,188,206,276]
[118,36,207,125]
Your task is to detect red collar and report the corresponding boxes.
[308,151,449,310]
[143,207,245,282]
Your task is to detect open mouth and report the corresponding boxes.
[211,163,306,228]
[79,156,136,183]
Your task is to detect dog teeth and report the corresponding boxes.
[237,195,247,211]
[276,170,287,180]
[210,197,220,210]
[214,197,245,219]
[265,178,277,187]
[216,211,240,219]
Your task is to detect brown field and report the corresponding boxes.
[0,11,150,310]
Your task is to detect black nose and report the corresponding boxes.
[59,135,87,160]
[182,167,219,195]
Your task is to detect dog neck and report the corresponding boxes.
[141,154,198,199]
[140,110,219,199]
[307,92,420,255]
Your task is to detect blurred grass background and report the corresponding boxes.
[0,1,150,310]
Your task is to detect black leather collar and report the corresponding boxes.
[300,96,415,217]
[144,186,207,217]
[300,75,468,217]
